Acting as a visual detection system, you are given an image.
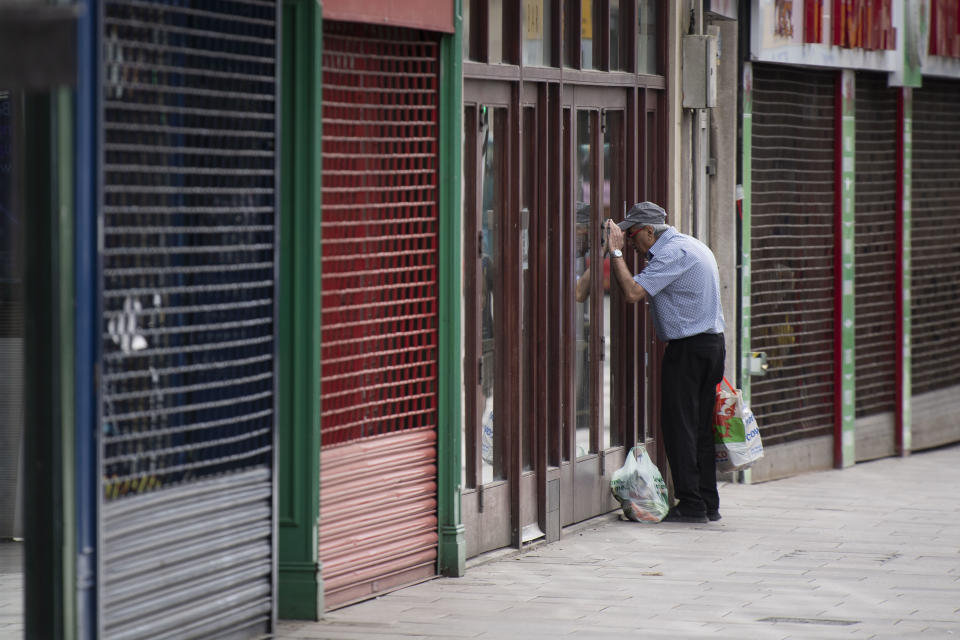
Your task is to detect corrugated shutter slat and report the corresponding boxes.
[854,72,897,418]
[99,1,277,637]
[912,79,960,396]
[319,21,439,611]
[750,64,836,446]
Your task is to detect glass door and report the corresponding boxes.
[462,98,512,557]
[565,87,629,525]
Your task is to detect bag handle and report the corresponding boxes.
[716,376,736,393]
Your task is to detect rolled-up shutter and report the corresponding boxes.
[750,64,836,447]
[99,1,277,637]
[853,72,897,460]
[320,21,440,609]
[911,78,960,449]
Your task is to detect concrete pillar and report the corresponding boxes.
[707,17,739,381]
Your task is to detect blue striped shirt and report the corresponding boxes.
[634,227,725,341]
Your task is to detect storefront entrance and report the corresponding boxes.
[461,78,665,557]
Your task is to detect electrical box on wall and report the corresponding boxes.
[682,34,718,109]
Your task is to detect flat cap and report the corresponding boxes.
[617,201,667,231]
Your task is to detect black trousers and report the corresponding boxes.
[660,332,725,517]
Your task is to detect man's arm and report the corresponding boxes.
[575,267,591,302]
[605,221,648,304]
[610,255,648,304]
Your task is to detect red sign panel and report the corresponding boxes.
[831,0,895,50]
[805,0,824,43]
[930,0,960,58]
[323,0,454,34]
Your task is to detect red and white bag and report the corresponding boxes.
[713,377,764,472]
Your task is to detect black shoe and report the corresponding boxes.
[662,508,708,524]
[707,511,722,522]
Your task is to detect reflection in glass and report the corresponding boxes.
[574,110,593,457]
[489,0,504,64]
[562,3,573,67]
[521,108,535,471]
[479,106,505,483]
[602,111,624,449]
[523,0,553,66]
[581,0,601,69]
[638,0,658,74]
[610,0,621,70]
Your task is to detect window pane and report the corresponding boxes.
[602,111,625,449]
[581,0,601,69]
[521,107,536,471]
[523,0,553,66]
[610,0,622,70]
[638,0,658,74]
[489,0,504,64]
[574,110,593,456]
[563,2,574,66]
[479,106,507,483]
[562,107,572,461]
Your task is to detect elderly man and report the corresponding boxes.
[605,202,726,524]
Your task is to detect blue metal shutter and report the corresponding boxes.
[98,1,278,637]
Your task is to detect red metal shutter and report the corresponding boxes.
[319,21,440,610]
[750,64,836,447]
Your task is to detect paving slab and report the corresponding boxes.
[278,444,960,640]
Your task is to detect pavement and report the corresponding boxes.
[278,444,960,640]
[0,541,22,639]
[2,445,958,639]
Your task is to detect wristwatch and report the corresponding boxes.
[611,249,623,258]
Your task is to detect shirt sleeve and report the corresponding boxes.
[635,247,689,297]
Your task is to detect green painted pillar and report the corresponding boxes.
[23,87,75,640]
[437,0,465,578]
[278,0,324,619]
[835,70,856,468]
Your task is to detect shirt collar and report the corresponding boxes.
[646,226,677,260]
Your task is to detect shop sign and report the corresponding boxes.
[581,0,593,39]
[524,0,544,40]
[751,0,899,71]
[830,0,896,50]
[929,0,960,57]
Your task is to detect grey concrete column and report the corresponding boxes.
[707,18,739,381]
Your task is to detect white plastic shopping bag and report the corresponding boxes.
[713,377,764,472]
[610,444,669,522]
